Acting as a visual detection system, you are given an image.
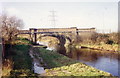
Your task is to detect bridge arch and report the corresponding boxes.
[37,34,71,44]
[37,34,72,55]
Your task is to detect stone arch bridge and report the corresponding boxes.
[18,27,96,44]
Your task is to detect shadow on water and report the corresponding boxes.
[66,47,120,76]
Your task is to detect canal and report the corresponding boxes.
[37,40,119,76]
[67,48,120,76]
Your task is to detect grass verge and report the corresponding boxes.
[10,45,35,76]
[2,38,36,77]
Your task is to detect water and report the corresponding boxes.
[67,48,120,76]
[29,49,46,74]
[33,62,45,74]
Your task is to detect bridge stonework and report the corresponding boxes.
[18,27,96,44]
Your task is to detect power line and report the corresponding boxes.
[49,10,57,28]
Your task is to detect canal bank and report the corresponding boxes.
[35,38,119,76]
[31,46,111,76]
[73,43,119,53]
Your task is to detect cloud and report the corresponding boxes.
[6,7,20,16]
[0,2,2,13]
[0,0,119,2]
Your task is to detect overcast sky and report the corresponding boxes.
[0,0,119,32]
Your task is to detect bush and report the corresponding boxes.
[106,40,114,45]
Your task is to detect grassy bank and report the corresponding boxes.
[74,43,119,52]
[33,47,111,76]
[3,44,36,77]
[2,38,36,77]
[10,45,33,76]
[74,32,119,52]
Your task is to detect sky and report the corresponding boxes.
[0,0,119,33]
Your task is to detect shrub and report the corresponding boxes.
[106,40,114,45]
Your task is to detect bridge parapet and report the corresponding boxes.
[19,30,30,34]
[30,28,77,33]
[78,28,96,32]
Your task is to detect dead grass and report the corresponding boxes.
[2,58,13,76]
[79,43,118,52]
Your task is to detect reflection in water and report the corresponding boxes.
[67,48,120,76]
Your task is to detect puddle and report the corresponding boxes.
[33,62,45,74]
[29,49,46,74]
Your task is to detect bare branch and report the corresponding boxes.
[0,12,24,43]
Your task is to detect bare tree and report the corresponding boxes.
[0,12,24,43]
